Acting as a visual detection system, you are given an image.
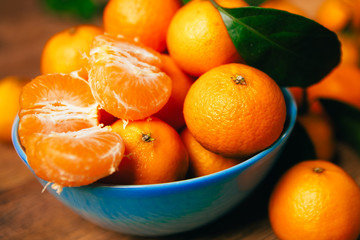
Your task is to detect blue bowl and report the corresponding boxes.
[12,88,297,237]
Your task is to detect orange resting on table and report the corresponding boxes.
[18,73,125,187]
[88,34,172,120]
[269,160,360,240]
[101,117,189,185]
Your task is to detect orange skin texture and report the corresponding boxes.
[102,117,189,185]
[88,34,172,120]
[154,54,193,131]
[297,113,335,161]
[166,0,242,77]
[41,25,103,78]
[307,64,360,110]
[103,0,181,52]
[183,63,286,158]
[18,74,99,148]
[181,128,244,177]
[269,160,360,240]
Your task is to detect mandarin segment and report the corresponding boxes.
[27,126,125,187]
[183,63,286,158]
[18,74,99,148]
[269,160,360,240]
[101,117,189,185]
[88,34,172,120]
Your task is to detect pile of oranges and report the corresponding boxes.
[18,0,288,187]
[8,0,360,239]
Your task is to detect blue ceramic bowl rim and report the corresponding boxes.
[12,88,297,194]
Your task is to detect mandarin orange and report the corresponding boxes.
[166,0,241,77]
[103,0,181,52]
[181,128,244,177]
[101,117,189,185]
[41,25,103,79]
[315,0,351,32]
[154,54,193,130]
[0,76,28,142]
[307,64,360,110]
[215,0,248,8]
[269,160,360,240]
[183,63,286,158]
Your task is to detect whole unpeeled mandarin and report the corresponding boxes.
[101,117,189,185]
[166,0,241,76]
[0,76,28,142]
[154,54,193,130]
[269,160,360,240]
[41,25,103,78]
[181,128,244,177]
[307,64,360,110]
[183,63,286,158]
[103,0,181,52]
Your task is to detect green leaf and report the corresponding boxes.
[319,98,360,156]
[181,0,192,5]
[42,0,105,20]
[211,2,341,87]
[244,0,267,6]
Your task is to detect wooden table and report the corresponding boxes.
[1,0,359,239]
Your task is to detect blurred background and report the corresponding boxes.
[1,0,360,239]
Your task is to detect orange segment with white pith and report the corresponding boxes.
[88,34,172,120]
[19,74,99,148]
[27,126,124,187]
[18,73,125,187]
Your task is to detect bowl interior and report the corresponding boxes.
[11,88,297,192]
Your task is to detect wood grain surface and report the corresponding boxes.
[1,0,359,239]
